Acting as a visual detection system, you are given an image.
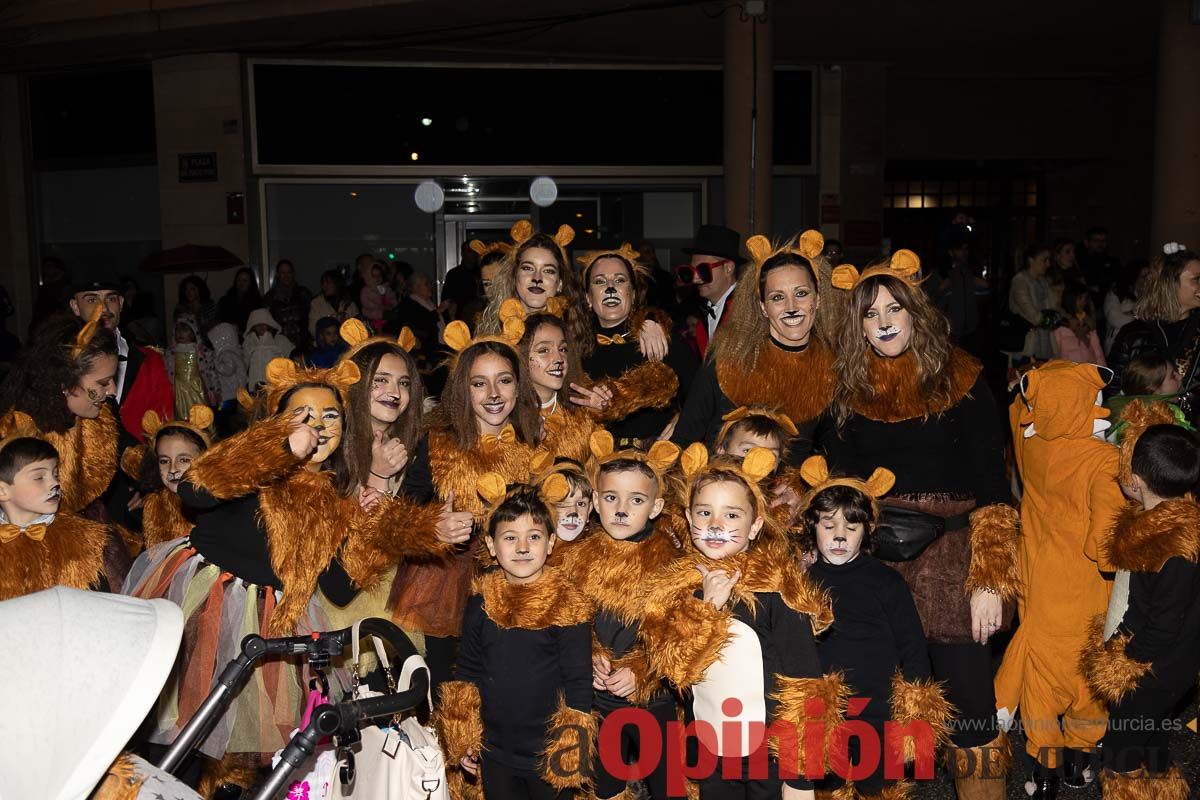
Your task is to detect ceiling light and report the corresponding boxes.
[421,117,433,126]
[410,152,419,161]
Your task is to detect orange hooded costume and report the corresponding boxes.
[998,361,1124,768]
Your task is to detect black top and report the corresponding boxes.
[1119,556,1200,688]
[819,371,1010,506]
[807,555,930,720]
[592,520,670,713]
[455,593,593,773]
[399,434,435,503]
[582,323,697,445]
[180,479,358,605]
[671,356,823,466]
[1107,310,1200,396]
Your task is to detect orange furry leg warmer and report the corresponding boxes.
[947,730,1012,780]
[887,674,955,765]
[1080,615,1151,705]
[1101,765,1190,800]
[769,672,850,776]
[540,694,599,789]
[965,504,1021,601]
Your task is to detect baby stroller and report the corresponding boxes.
[0,588,430,800]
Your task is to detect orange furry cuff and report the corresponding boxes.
[186,414,300,500]
[631,306,673,339]
[611,644,660,706]
[434,681,484,764]
[592,360,679,423]
[965,504,1021,602]
[642,597,731,689]
[540,696,598,790]
[1101,764,1190,800]
[446,769,483,800]
[120,445,146,481]
[768,672,850,775]
[888,674,954,763]
[1080,616,1151,705]
[341,496,453,588]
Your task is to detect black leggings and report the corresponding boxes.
[482,754,569,800]
[929,641,999,749]
[594,699,679,800]
[697,752,784,800]
[425,634,459,702]
[1101,677,1190,773]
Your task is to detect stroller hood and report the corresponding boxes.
[0,588,183,800]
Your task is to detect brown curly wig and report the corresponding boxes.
[0,314,119,433]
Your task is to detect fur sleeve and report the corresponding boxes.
[340,495,454,588]
[640,581,732,689]
[965,503,1021,601]
[888,673,954,764]
[768,672,849,775]
[779,565,834,636]
[120,445,146,481]
[185,413,300,500]
[631,306,674,339]
[611,643,661,706]
[540,694,598,789]
[1080,615,1151,704]
[434,680,484,765]
[590,360,680,423]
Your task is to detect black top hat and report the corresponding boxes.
[70,278,120,296]
[683,225,742,262]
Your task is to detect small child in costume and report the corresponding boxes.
[120,406,212,551]
[208,321,248,408]
[436,474,595,800]
[166,314,219,418]
[639,445,839,800]
[1080,415,1199,800]
[799,456,951,799]
[998,360,1126,797]
[715,405,797,465]
[0,416,112,600]
[556,432,685,800]
[547,460,592,545]
[243,308,293,389]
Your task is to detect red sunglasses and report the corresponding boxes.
[675,259,729,286]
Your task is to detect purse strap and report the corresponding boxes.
[350,618,395,699]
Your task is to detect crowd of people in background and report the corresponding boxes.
[0,215,1197,800]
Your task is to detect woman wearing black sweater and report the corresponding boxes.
[672,232,837,465]
[820,252,1021,800]
[573,244,696,449]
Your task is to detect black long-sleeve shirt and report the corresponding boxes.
[454,593,593,773]
[1119,556,1200,688]
[807,555,930,721]
[819,371,1010,506]
[180,480,358,605]
[398,434,435,503]
[582,325,696,445]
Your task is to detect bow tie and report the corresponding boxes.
[117,354,128,362]
[596,332,628,346]
[705,304,717,319]
[0,523,47,543]
[480,424,516,448]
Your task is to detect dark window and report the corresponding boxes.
[30,68,156,164]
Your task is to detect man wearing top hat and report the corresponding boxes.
[681,224,742,356]
[70,279,173,443]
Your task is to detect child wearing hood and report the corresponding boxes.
[243,308,293,389]
[167,314,219,418]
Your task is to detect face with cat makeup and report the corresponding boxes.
[861,284,913,357]
[64,354,119,420]
[594,465,663,540]
[553,484,592,541]
[282,386,343,467]
[686,477,764,560]
[0,457,61,524]
[156,431,202,494]
[760,262,818,347]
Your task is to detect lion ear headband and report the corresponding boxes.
[796,455,895,516]
[442,310,525,369]
[829,249,922,292]
[576,243,653,282]
[587,430,680,490]
[744,230,825,275]
[70,303,106,360]
[476,470,572,528]
[142,405,215,448]
[716,406,799,447]
[339,318,418,359]
[680,440,777,497]
[0,411,45,456]
[263,357,362,413]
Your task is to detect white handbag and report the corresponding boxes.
[332,620,448,800]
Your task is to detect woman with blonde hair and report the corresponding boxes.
[819,251,1021,800]
[1108,244,1200,392]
